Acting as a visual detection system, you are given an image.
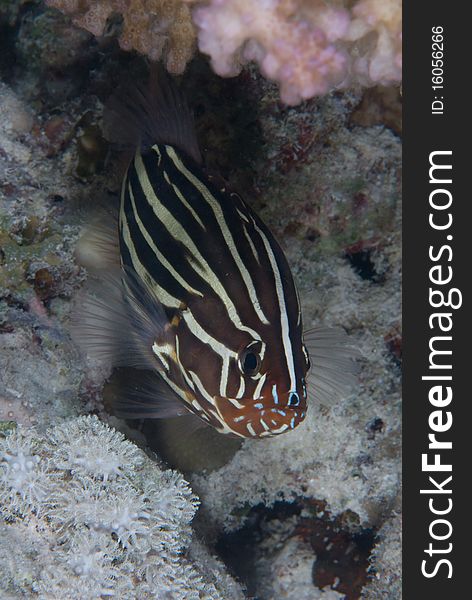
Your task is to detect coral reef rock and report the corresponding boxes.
[46,0,196,74]
[362,493,402,598]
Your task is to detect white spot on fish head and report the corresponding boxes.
[272,383,279,404]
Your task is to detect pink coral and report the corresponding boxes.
[345,0,402,85]
[187,0,401,104]
[189,0,350,104]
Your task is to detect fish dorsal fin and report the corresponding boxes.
[103,64,202,165]
[304,326,361,406]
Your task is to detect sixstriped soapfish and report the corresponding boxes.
[74,69,357,438]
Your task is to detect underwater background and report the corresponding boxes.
[0,1,401,598]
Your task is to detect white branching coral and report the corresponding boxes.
[0,429,50,519]
[35,531,131,599]
[47,415,144,482]
[0,416,243,598]
[143,555,226,599]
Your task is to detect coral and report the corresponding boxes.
[0,416,244,598]
[0,429,48,519]
[46,0,197,75]
[345,0,402,86]
[188,0,349,104]
[46,415,144,482]
[187,0,401,104]
[0,82,101,429]
[44,0,400,103]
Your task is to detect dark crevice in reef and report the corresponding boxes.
[215,501,302,598]
[0,15,20,82]
[309,520,376,599]
[182,59,264,196]
[344,248,385,284]
[214,499,377,599]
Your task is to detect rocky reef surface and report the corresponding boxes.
[1,2,401,598]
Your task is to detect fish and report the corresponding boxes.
[73,68,358,439]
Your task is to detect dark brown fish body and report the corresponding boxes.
[119,141,308,436]
[74,69,358,438]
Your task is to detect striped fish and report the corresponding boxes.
[73,69,357,438]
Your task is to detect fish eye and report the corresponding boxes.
[239,348,261,376]
[288,392,300,407]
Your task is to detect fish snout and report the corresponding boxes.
[214,392,306,438]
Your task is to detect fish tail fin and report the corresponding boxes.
[304,326,361,406]
[103,63,202,164]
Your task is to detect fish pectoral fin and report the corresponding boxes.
[108,368,189,420]
[74,207,120,273]
[165,411,209,438]
[304,326,361,406]
[71,265,172,371]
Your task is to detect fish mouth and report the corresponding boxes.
[214,395,306,438]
